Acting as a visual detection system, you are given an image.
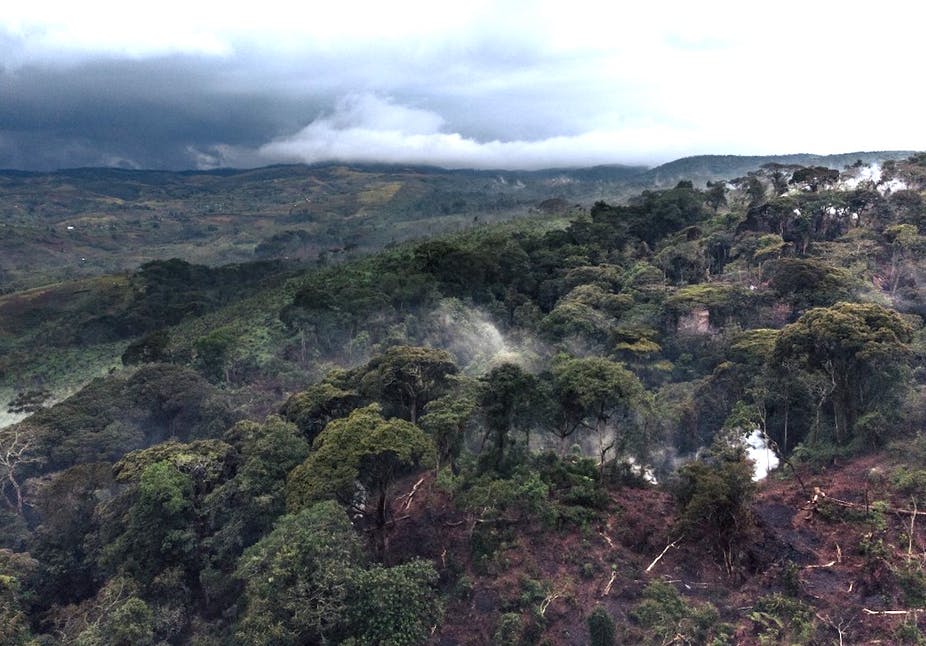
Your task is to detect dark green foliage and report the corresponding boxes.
[0,549,37,646]
[31,463,114,603]
[789,166,839,191]
[120,258,285,337]
[774,302,913,445]
[100,461,198,585]
[479,363,541,472]
[8,158,926,644]
[234,502,364,645]
[765,257,854,310]
[24,364,232,475]
[6,389,51,414]
[546,355,646,460]
[121,329,171,365]
[360,345,457,424]
[587,605,616,646]
[673,442,756,574]
[345,559,441,646]
[493,611,525,645]
[280,375,361,442]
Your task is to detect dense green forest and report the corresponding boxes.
[3,155,926,644]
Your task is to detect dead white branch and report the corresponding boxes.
[539,587,566,616]
[400,477,425,511]
[602,570,618,597]
[862,608,926,615]
[646,537,682,573]
[804,560,837,569]
[909,498,917,561]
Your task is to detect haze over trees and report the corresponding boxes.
[2,153,926,643]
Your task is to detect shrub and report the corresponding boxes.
[587,606,616,646]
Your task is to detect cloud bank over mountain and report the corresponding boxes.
[1,1,924,170]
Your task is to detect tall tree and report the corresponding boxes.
[479,363,540,471]
[286,404,435,558]
[361,346,457,424]
[774,302,913,445]
[234,502,364,646]
[547,356,646,470]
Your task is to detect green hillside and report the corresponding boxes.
[3,153,926,644]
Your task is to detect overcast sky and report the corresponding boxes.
[1,1,924,171]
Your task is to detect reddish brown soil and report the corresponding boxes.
[387,452,926,644]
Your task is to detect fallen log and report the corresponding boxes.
[645,537,682,573]
[863,608,926,615]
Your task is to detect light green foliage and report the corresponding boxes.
[101,461,197,584]
[235,502,364,646]
[752,233,787,263]
[892,467,926,499]
[236,503,439,646]
[63,577,156,646]
[631,580,731,645]
[228,416,310,496]
[193,326,238,382]
[419,380,479,469]
[113,439,235,485]
[286,404,435,530]
[729,328,779,366]
[542,285,633,343]
[346,559,441,646]
[454,468,553,525]
[204,416,311,578]
[748,593,818,645]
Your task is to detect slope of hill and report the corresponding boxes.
[0,162,645,291]
[3,153,926,644]
[639,151,917,188]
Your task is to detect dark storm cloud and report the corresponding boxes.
[0,57,328,169]
[1,1,924,171]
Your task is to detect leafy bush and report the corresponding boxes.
[587,605,616,646]
[673,445,756,574]
[345,559,441,646]
[748,593,817,645]
[631,580,731,645]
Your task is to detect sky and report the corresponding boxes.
[1,1,924,171]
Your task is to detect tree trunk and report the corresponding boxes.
[375,488,388,561]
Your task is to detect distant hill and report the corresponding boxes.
[0,162,648,291]
[640,151,917,187]
[0,153,917,291]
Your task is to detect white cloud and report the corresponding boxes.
[2,1,926,169]
[258,94,727,169]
